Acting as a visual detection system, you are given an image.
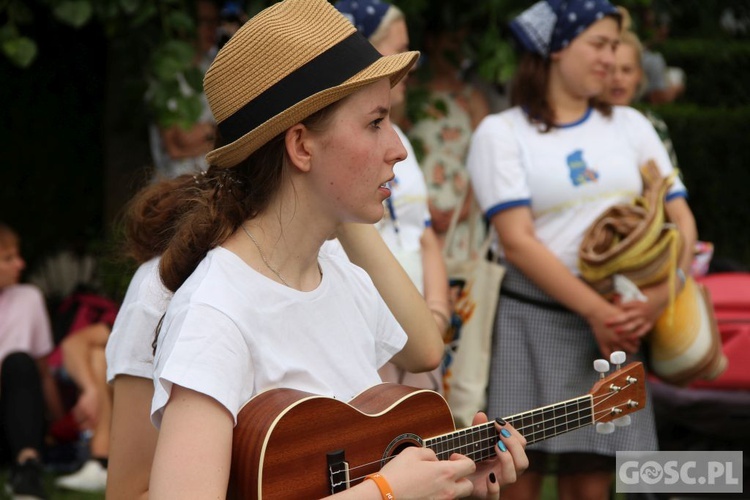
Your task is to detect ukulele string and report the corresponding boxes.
[335,392,637,485]
[505,391,628,438]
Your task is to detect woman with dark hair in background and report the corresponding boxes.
[467,1,697,498]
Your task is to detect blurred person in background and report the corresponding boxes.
[0,222,65,500]
[603,6,679,169]
[335,0,451,393]
[149,0,220,179]
[467,0,697,497]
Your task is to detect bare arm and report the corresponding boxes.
[336,223,443,372]
[149,386,234,499]
[60,323,111,428]
[61,323,109,394]
[420,226,451,334]
[107,375,158,500]
[160,122,215,160]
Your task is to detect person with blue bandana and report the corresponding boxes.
[466,1,697,497]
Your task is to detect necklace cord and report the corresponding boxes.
[241,224,322,288]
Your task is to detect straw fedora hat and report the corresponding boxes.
[204,0,419,168]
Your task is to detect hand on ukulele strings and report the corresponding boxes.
[378,446,476,499]
[467,412,528,499]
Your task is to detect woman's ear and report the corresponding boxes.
[285,124,312,173]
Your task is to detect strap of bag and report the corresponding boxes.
[443,187,485,259]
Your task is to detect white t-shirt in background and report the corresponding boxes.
[105,257,171,383]
[467,106,687,274]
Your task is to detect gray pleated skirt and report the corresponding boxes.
[486,263,658,456]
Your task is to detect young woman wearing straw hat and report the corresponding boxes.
[466,0,696,498]
[117,0,527,498]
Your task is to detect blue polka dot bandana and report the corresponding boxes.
[334,0,391,39]
[509,0,620,58]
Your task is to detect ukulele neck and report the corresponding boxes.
[425,395,593,462]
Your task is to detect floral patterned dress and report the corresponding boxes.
[408,87,486,260]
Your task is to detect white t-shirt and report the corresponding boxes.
[0,284,53,363]
[375,126,431,292]
[105,257,171,383]
[467,106,687,273]
[151,246,407,427]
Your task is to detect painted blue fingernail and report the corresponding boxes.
[497,440,507,452]
[500,429,512,438]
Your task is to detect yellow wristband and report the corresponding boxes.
[365,473,395,500]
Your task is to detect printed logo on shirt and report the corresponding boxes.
[566,149,599,186]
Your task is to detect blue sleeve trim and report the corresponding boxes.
[666,190,688,202]
[485,199,531,219]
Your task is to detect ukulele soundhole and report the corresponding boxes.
[383,433,424,465]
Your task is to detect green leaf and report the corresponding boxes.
[162,39,195,65]
[2,36,37,67]
[95,0,120,19]
[53,1,94,28]
[183,66,204,93]
[150,39,195,80]
[153,93,203,129]
[7,1,33,25]
[118,0,140,15]
[166,10,194,33]
[130,2,157,27]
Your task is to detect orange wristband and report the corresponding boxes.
[365,473,395,500]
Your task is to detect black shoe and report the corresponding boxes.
[6,458,47,500]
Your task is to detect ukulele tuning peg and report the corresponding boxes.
[596,422,616,434]
[610,351,626,369]
[594,359,610,378]
[613,415,632,427]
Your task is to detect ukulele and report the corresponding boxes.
[230,361,645,499]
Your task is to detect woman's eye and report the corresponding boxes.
[371,118,384,129]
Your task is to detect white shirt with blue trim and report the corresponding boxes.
[467,105,687,274]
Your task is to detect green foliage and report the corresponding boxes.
[1,34,37,67]
[657,104,750,267]
[1,1,37,67]
[0,0,204,129]
[52,0,94,28]
[660,38,750,106]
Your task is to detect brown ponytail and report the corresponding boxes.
[124,100,342,293]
